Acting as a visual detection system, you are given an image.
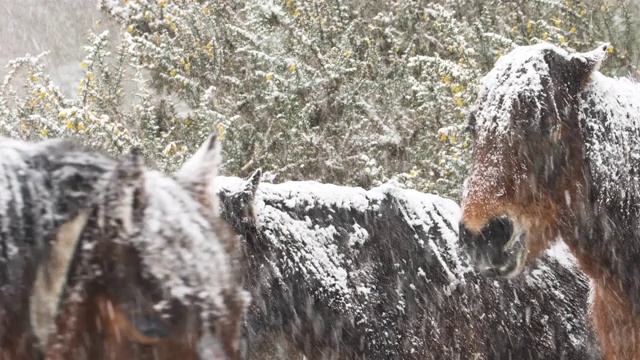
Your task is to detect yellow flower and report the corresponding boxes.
[127,26,134,33]
[365,38,371,46]
[344,50,351,57]
[216,123,226,140]
[439,133,448,142]
[451,84,464,94]
[608,46,614,54]
[450,135,458,143]
[30,74,38,82]
[454,96,463,107]
[286,0,293,7]
[266,73,273,81]
[87,72,94,80]
[512,25,518,32]
[41,129,48,136]
[81,62,87,69]
[293,8,300,16]
[184,63,191,71]
[76,123,86,131]
[601,5,607,12]
[158,0,167,8]
[527,22,533,33]
[203,7,210,14]
[170,69,177,76]
[570,27,576,33]
[462,141,469,149]
[409,170,416,177]
[560,36,566,44]
[289,64,297,72]
[442,75,451,86]
[170,23,177,31]
[553,18,561,27]
[20,123,28,133]
[580,9,586,17]
[66,122,74,130]
[542,32,548,40]
[496,50,502,59]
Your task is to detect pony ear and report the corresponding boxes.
[176,132,222,211]
[569,43,610,87]
[100,149,147,234]
[246,169,261,199]
[30,211,90,347]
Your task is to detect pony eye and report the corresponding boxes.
[130,314,172,339]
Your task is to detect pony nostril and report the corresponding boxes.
[480,216,514,251]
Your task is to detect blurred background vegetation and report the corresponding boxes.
[1,0,637,200]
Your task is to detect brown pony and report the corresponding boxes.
[0,135,248,359]
[459,42,640,360]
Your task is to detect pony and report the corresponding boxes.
[0,134,249,359]
[217,175,601,359]
[459,42,640,359]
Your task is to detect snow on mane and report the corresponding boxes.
[475,43,565,137]
[580,72,640,202]
[135,171,235,314]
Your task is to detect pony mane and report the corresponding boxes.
[128,171,241,315]
[473,43,566,138]
[580,73,640,204]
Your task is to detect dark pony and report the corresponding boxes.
[218,175,600,359]
[459,42,640,359]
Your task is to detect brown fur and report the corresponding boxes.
[460,43,638,359]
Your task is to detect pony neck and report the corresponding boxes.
[570,72,640,312]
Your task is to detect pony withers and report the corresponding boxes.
[458,42,640,359]
[0,134,248,359]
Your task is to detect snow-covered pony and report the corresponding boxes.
[459,42,640,359]
[218,175,600,359]
[0,135,248,359]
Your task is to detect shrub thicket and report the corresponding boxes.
[1,0,637,199]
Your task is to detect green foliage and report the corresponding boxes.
[0,0,638,200]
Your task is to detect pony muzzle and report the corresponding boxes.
[459,216,528,278]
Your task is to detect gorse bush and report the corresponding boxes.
[1,0,637,200]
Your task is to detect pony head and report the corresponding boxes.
[31,134,249,359]
[459,43,610,278]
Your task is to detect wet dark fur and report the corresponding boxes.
[218,176,601,359]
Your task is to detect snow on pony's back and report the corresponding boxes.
[216,176,600,359]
